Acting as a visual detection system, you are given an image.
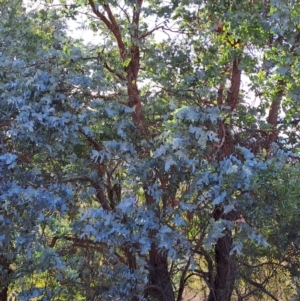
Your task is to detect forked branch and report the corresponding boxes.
[88,0,126,61]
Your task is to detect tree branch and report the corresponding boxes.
[103,3,126,60]
[49,235,107,253]
[103,61,126,80]
[217,82,225,105]
[266,79,285,148]
[132,0,143,39]
[177,256,191,301]
[88,0,126,61]
[226,58,241,110]
[140,26,164,39]
[78,126,102,151]
[242,276,280,301]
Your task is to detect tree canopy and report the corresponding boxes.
[1,0,300,300]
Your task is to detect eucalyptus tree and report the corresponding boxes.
[0,2,83,299]
[2,0,300,300]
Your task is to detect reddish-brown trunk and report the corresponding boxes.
[266,79,284,149]
[126,69,142,125]
[226,59,241,111]
[126,44,143,129]
[208,55,241,300]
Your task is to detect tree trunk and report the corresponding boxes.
[0,287,8,301]
[0,256,10,301]
[208,209,237,301]
[207,54,241,300]
[148,244,175,301]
